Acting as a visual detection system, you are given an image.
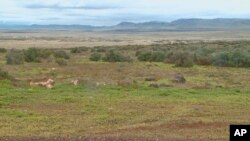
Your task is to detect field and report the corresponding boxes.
[1,30,250,49]
[0,31,250,141]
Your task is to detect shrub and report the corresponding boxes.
[137,52,152,61]
[24,48,41,62]
[53,50,70,59]
[24,48,52,63]
[213,52,230,67]
[56,58,68,66]
[91,47,107,53]
[213,50,250,67]
[70,47,82,54]
[229,50,250,67]
[6,49,24,65]
[0,48,7,53]
[137,51,166,62]
[193,48,214,65]
[39,49,53,59]
[89,53,102,61]
[150,52,166,62]
[194,54,213,66]
[174,52,194,67]
[103,50,131,62]
[0,69,12,80]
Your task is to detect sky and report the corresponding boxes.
[1,0,250,25]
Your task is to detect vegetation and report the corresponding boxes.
[6,49,24,65]
[0,83,249,140]
[89,52,102,61]
[0,41,250,140]
[70,47,82,54]
[0,48,7,53]
[24,48,52,62]
[0,69,12,80]
[56,58,68,66]
[137,51,166,62]
[2,41,250,68]
[53,50,70,60]
[70,47,88,54]
[213,50,250,67]
[102,50,131,62]
[173,51,194,67]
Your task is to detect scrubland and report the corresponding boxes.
[0,39,250,141]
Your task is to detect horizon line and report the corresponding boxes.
[1,17,250,27]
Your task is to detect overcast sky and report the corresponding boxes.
[1,0,250,25]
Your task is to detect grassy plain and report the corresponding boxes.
[0,31,250,141]
[1,30,250,49]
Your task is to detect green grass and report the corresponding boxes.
[0,80,249,140]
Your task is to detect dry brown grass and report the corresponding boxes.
[1,30,250,49]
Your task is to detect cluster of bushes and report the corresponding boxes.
[0,48,7,53]
[133,42,250,68]
[70,47,88,54]
[90,50,131,62]
[135,50,194,67]
[55,58,68,66]
[91,47,107,53]
[6,49,25,65]
[136,51,165,62]
[0,68,12,80]
[3,41,250,68]
[213,50,250,67]
[102,50,131,62]
[88,44,250,68]
[24,48,52,62]
[5,48,70,65]
[89,52,102,61]
[53,50,70,60]
[171,51,194,67]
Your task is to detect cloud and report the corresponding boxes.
[1,0,250,25]
[25,3,120,10]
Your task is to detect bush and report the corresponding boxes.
[89,53,102,61]
[53,50,70,59]
[70,47,82,54]
[194,54,213,66]
[0,48,7,53]
[24,48,41,62]
[213,52,230,67]
[56,58,68,66]
[174,52,194,67]
[0,69,12,80]
[229,50,250,67]
[24,48,52,63]
[6,49,24,65]
[213,50,250,67]
[39,49,53,59]
[150,52,166,62]
[137,52,152,61]
[103,50,131,62]
[137,51,166,62]
[91,47,107,53]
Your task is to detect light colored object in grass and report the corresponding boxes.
[96,82,107,87]
[29,78,55,89]
[71,79,79,86]
[51,68,56,71]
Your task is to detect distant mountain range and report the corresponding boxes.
[1,18,250,31]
